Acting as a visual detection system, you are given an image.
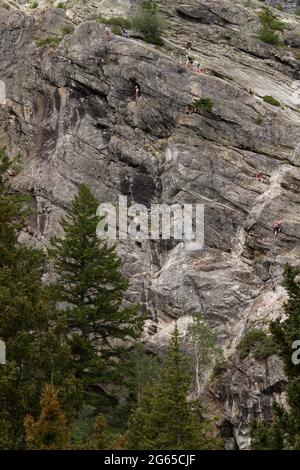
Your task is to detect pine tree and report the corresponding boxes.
[0,147,28,266]
[0,148,73,448]
[49,184,142,408]
[72,404,96,447]
[271,265,300,378]
[252,265,300,449]
[24,385,71,449]
[86,414,112,450]
[72,405,117,449]
[126,325,222,450]
[126,342,160,405]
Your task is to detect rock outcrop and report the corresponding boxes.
[266,0,300,13]
[0,0,299,448]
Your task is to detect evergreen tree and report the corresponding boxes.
[126,342,160,405]
[103,342,160,434]
[72,405,118,449]
[0,147,27,265]
[0,148,72,448]
[271,265,300,378]
[258,7,283,45]
[251,404,287,450]
[24,385,71,450]
[126,325,222,450]
[49,184,142,408]
[86,414,112,450]
[72,404,96,447]
[252,266,300,449]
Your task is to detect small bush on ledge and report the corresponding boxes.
[258,28,280,44]
[132,0,165,46]
[98,16,133,29]
[62,25,74,36]
[238,329,277,360]
[263,95,281,106]
[258,7,284,45]
[37,36,62,47]
[193,97,214,114]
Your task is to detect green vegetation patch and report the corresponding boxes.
[193,97,214,114]
[132,0,165,46]
[238,329,277,360]
[98,16,133,29]
[62,25,74,36]
[258,7,285,45]
[37,36,62,47]
[263,95,281,106]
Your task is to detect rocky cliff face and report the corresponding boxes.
[0,0,299,448]
[266,0,300,13]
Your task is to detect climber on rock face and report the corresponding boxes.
[121,26,129,38]
[186,56,193,69]
[273,219,283,236]
[134,85,141,101]
[184,105,193,114]
[186,42,192,51]
[256,171,268,182]
[195,62,205,74]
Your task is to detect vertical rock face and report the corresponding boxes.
[4,0,136,20]
[212,354,287,448]
[266,0,300,12]
[0,0,300,448]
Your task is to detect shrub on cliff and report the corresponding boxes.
[258,7,284,45]
[132,0,165,46]
[193,97,214,114]
[263,95,281,106]
[238,329,277,360]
